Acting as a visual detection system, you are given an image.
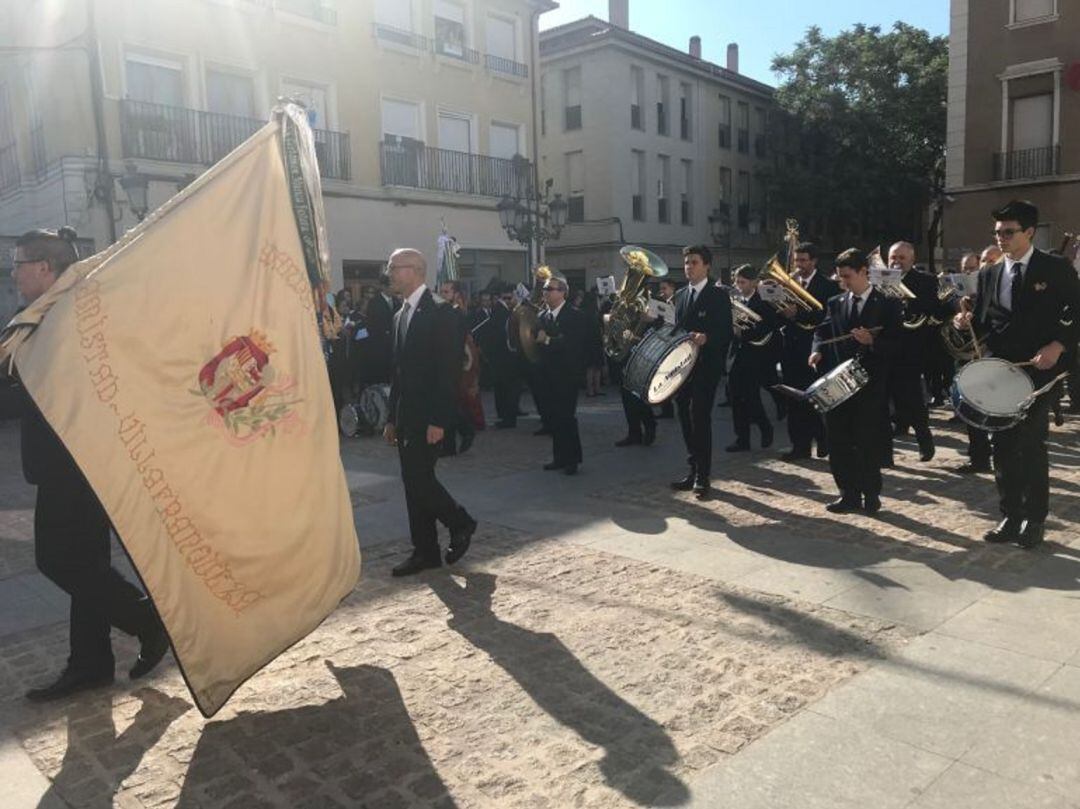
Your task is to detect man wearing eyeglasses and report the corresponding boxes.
[954,200,1080,548]
[535,275,586,475]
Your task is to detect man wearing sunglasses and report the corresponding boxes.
[535,276,586,474]
[954,200,1080,548]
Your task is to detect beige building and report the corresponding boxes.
[944,0,1080,258]
[537,2,775,289]
[0,0,555,319]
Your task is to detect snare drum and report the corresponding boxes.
[622,328,700,404]
[805,358,869,412]
[950,358,1033,432]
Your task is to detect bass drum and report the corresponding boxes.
[622,328,700,405]
[338,383,392,437]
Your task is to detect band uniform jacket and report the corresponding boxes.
[387,289,461,433]
[783,271,839,385]
[896,267,939,365]
[362,292,398,383]
[674,281,733,382]
[0,377,83,486]
[971,248,1080,386]
[812,287,904,382]
[537,304,586,384]
[731,292,781,390]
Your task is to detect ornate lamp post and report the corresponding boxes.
[497,155,568,280]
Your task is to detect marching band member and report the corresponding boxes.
[778,242,838,460]
[810,248,903,514]
[670,245,733,499]
[887,241,937,462]
[536,275,586,475]
[726,265,779,452]
[954,200,1080,548]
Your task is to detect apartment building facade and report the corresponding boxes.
[945,0,1080,256]
[0,0,554,319]
[537,10,775,289]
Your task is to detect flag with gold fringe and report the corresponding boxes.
[0,104,360,717]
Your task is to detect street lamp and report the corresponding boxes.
[496,154,568,279]
[708,203,732,276]
[118,164,149,221]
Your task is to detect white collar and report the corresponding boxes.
[404,284,426,311]
[849,288,869,303]
[689,278,708,295]
[801,269,817,286]
[1005,245,1035,272]
[547,301,566,319]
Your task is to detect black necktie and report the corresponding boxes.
[850,295,861,326]
[1010,264,1023,313]
[688,288,698,311]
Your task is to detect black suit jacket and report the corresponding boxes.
[783,271,839,362]
[363,292,398,381]
[972,248,1080,383]
[674,281,733,380]
[537,304,586,385]
[387,289,460,432]
[812,287,903,381]
[0,376,83,486]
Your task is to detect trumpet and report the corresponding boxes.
[731,296,762,333]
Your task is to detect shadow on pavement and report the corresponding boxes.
[176,663,453,808]
[429,571,690,808]
[37,687,189,809]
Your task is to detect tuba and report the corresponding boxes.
[511,265,552,363]
[603,245,668,362]
[729,293,774,347]
[759,256,824,318]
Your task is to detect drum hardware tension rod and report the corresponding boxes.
[815,327,883,347]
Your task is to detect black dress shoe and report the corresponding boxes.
[130,620,170,680]
[984,517,1022,544]
[954,462,991,474]
[692,476,710,498]
[893,425,910,437]
[863,495,882,514]
[446,518,477,565]
[643,424,656,446]
[781,449,811,462]
[563,464,578,476]
[815,443,829,459]
[494,420,516,429]
[26,666,114,702]
[760,424,774,449]
[614,435,642,447]
[392,554,442,577]
[671,471,695,491]
[543,461,565,471]
[917,435,936,462]
[533,427,552,436]
[1018,520,1045,549]
[825,497,861,514]
[725,441,750,453]
[458,434,475,454]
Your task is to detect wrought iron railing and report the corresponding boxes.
[273,0,336,25]
[372,22,430,51]
[484,53,528,78]
[993,145,1061,181]
[120,100,351,180]
[371,23,528,78]
[379,141,531,198]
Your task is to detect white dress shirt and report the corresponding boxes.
[999,245,1034,312]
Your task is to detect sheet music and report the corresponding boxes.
[647,298,676,325]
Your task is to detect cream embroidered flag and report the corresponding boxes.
[1,105,360,717]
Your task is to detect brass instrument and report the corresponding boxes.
[758,219,823,330]
[603,245,669,363]
[940,322,984,361]
[511,265,552,363]
[868,246,923,328]
[731,297,762,333]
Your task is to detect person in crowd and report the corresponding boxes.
[535,275,586,474]
[438,280,477,456]
[581,289,606,397]
[726,265,779,452]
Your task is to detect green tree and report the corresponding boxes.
[768,22,948,265]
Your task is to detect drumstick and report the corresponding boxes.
[959,298,982,360]
[815,327,883,347]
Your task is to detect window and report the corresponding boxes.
[680,159,692,225]
[630,66,644,130]
[438,111,472,153]
[564,67,582,130]
[736,102,749,153]
[375,0,412,31]
[539,73,547,136]
[754,106,767,157]
[125,56,184,106]
[1012,0,1056,23]
[657,155,670,224]
[737,170,750,229]
[381,98,421,141]
[997,62,1062,181]
[631,149,645,221]
[206,70,256,118]
[382,98,423,185]
[489,121,520,160]
[1011,93,1053,151]
[656,75,669,136]
[486,15,516,61]
[718,95,731,149]
[566,150,584,221]
[718,166,732,204]
[434,0,467,59]
[679,82,691,140]
[282,80,329,129]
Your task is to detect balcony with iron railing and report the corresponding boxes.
[119,100,351,180]
[372,23,528,78]
[379,140,532,198]
[993,145,1061,181]
[272,0,336,25]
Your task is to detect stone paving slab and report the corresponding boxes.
[3,532,911,809]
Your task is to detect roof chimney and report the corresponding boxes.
[608,0,628,29]
[726,42,739,73]
[689,36,701,59]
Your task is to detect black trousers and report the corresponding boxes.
[993,394,1052,522]
[35,481,152,671]
[398,428,471,560]
[676,370,721,478]
[491,357,520,424]
[442,401,475,453]
[548,381,582,467]
[730,361,770,444]
[889,362,932,441]
[782,355,827,454]
[825,382,886,500]
[620,386,655,438]
[967,424,991,467]
[524,361,552,430]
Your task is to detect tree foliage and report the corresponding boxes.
[768,22,948,254]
